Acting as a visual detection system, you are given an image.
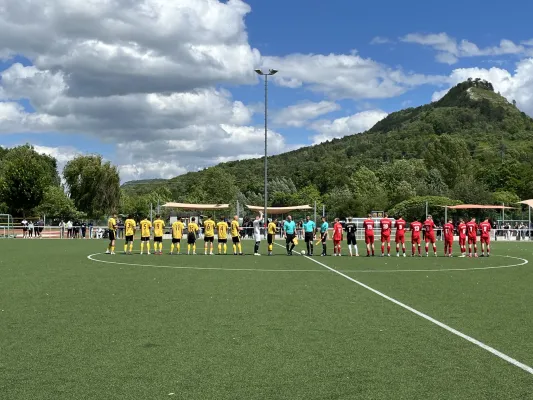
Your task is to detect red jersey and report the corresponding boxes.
[423,219,435,234]
[333,222,343,241]
[395,219,406,235]
[458,223,467,238]
[443,223,454,238]
[479,222,491,237]
[363,219,375,236]
[466,221,478,237]
[410,221,422,238]
[380,218,392,236]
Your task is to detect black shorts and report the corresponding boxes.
[218,238,227,243]
[188,233,196,244]
[232,236,240,244]
[347,234,356,245]
[154,236,162,243]
[172,238,181,244]
[125,235,134,243]
[204,236,214,243]
[321,233,327,243]
[305,232,314,242]
[267,234,274,244]
[108,231,116,241]
[141,236,150,242]
[286,233,295,244]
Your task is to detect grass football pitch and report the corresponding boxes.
[1,239,533,399]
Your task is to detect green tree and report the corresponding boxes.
[35,186,79,219]
[492,191,520,206]
[423,135,472,187]
[63,155,120,219]
[349,167,388,214]
[389,196,462,221]
[0,145,60,216]
[452,175,492,205]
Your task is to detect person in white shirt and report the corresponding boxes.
[253,212,264,256]
[28,221,34,238]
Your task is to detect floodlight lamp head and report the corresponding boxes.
[254,69,264,75]
[269,69,278,75]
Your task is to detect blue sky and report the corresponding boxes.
[1,0,533,181]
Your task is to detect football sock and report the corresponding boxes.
[193,244,196,252]
[223,244,227,254]
[233,244,237,253]
[381,244,384,254]
[387,244,391,254]
[348,244,352,255]
[188,244,191,253]
[147,243,151,253]
[290,243,295,252]
[254,242,260,253]
[322,244,326,254]
[129,243,133,253]
[170,244,175,253]
[140,242,144,253]
[111,246,115,253]
[218,244,222,253]
[237,243,242,253]
[286,243,290,253]
[354,245,359,256]
[177,243,180,253]
[124,244,128,253]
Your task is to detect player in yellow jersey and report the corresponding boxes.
[139,216,152,255]
[267,218,277,256]
[203,216,216,255]
[153,215,165,255]
[170,217,184,255]
[105,213,117,254]
[217,216,229,254]
[187,217,199,255]
[124,215,136,254]
[230,215,243,255]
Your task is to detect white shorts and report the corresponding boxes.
[254,234,261,242]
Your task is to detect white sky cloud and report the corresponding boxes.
[309,109,388,144]
[401,33,527,64]
[370,37,392,45]
[272,101,340,127]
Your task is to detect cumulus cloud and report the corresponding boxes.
[401,33,527,64]
[431,58,533,116]
[309,109,388,144]
[370,37,393,45]
[272,101,340,127]
[261,53,446,99]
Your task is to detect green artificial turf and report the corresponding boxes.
[1,239,533,399]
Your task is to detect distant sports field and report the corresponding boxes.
[2,239,533,399]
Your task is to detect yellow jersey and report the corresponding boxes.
[125,219,136,236]
[153,219,165,237]
[268,222,277,235]
[217,221,228,239]
[188,222,199,235]
[230,220,239,237]
[108,217,117,232]
[140,219,152,238]
[204,219,215,237]
[172,221,184,239]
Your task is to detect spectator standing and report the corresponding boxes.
[21,218,28,238]
[81,221,87,239]
[28,221,34,238]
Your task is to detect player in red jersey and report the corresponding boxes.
[479,217,492,257]
[443,219,454,257]
[394,215,407,257]
[458,218,467,257]
[423,215,437,257]
[466,217,478,257]
[410,218,423,256]
[332,218,343,256]
[363,214,375,257]
[380,213,392,257]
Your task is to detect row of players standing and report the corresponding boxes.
[325,214,492,258]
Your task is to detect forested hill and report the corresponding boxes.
[122,79,533,218]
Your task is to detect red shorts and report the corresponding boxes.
[459,237,466,247]
[381,234,391,243]
[481,236,490,244]
[468,236,477,245]
[412,236,421,245]
[445,237,453,246]
[333,239,341,246]
[425,232,436,243]
[395,234,405,244]
[365,234,374,244]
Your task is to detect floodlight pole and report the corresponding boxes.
[255,68,278,231]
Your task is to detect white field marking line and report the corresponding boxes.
[86,253,323,273]
[335,255,529,273]
[277,244,533,375]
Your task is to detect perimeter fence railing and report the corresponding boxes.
[2,225,532,242]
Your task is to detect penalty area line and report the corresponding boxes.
[273,243,533,375]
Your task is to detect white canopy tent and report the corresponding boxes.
[245,205,312,215]
[161,202,229,210]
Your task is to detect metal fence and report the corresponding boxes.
[2,225,532,241]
